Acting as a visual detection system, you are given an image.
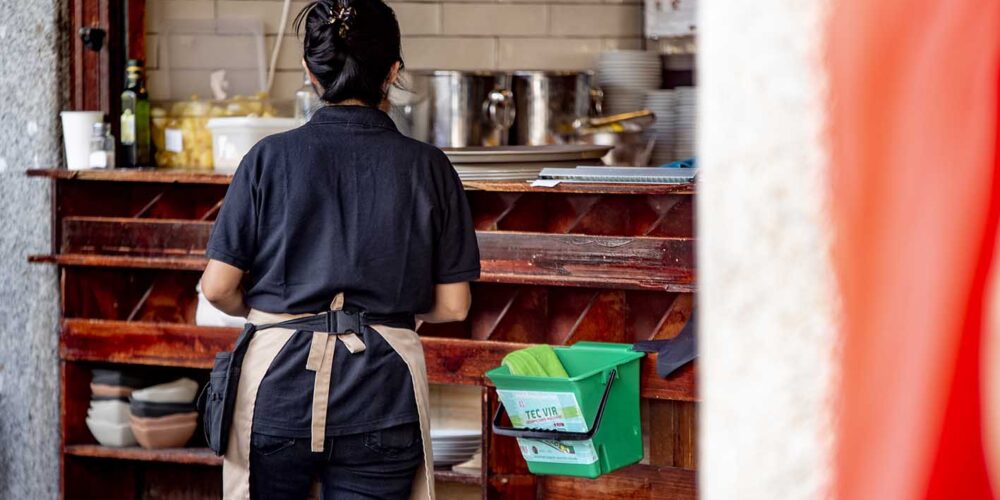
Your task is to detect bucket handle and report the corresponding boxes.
[491,368,617,441]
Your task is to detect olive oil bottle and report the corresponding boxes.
[120,59,151,167]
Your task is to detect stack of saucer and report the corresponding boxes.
[128,378,200,449]
[431,429,481,467]
[597,51,662,115]
[672,86,697,160]
[643,90,676,166]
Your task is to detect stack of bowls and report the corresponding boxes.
[128,378,200,449]
[673,86,697,160]
[643,90,677,166]
[431,429,481,468]
[86,369,148,447]
[597,51,662,114]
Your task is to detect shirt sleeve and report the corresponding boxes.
[206,157,258,271]
[434,159,481,284]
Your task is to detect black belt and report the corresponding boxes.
[256,309,416,334]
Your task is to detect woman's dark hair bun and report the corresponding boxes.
[294,0,404,107]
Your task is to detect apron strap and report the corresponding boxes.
[304,292,367,452]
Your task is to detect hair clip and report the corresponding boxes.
[329,5,356,38]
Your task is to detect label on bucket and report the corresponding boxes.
[516,438,598,465]
[497,390,587,432]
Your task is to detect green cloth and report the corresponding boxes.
[502,345,569,378]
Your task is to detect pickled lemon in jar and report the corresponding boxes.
[152,93,278,170]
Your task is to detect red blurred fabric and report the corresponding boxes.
[828,1,1000,498]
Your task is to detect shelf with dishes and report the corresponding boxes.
[63,357,489,483]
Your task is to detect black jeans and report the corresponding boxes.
[249,422,423,500]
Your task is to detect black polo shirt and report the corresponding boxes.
[207,105,480,437]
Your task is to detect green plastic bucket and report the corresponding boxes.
[485,341,644,478]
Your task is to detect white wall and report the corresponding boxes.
[698,0,837,498]
[145,0,646,102]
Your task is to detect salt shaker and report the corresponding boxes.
[88,122,115,169]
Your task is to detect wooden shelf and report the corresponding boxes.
[29,168,233,185]
[462,180,695,195]
[33,229,695,292]
[60,319,696,401]
[536,464,696,497]
[65,444,221,466]
[31,253,205,270]
[430,469,484,486]
[64,445,483,485]
[28,168,695,195]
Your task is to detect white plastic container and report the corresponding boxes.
[206,117,298,172]
[61,111,103,170]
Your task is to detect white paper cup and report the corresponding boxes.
[61,111,103,170]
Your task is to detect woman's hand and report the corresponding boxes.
[417,282,471,323]
[201,259,251,318]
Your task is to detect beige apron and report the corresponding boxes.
[222,303,436,500]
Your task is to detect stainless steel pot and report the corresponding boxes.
[510,71,601,146]
[388,71,514,147]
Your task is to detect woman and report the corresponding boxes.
[199,1,480,498]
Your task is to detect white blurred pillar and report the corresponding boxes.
[698,0,837,498]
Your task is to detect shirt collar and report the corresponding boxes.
[308,105,398,132]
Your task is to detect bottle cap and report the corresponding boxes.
[92,122,109,135]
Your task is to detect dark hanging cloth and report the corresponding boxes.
[632,310,697,377]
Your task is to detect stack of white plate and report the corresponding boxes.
[445,145,612,181]
[597,51,662,114]
[644,90,676,166]
[673,86,697,160]
[431,429,481,467]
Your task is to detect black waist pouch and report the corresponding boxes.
[197,324,257,456]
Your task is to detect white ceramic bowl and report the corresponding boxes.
[88,400,131,424]
[86,417,137,447]
[130,377,200,403]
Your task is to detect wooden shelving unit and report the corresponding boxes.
[32,169,697,499]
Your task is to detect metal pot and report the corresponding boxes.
[388,71,515,147]
[510,71,601,146]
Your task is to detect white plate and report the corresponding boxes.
[433,442,481,450]
[430,429,481,439]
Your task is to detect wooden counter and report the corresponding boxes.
[29,168,697,499]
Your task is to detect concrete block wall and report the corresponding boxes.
[145,0,645,101]
[0,0,65,498]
